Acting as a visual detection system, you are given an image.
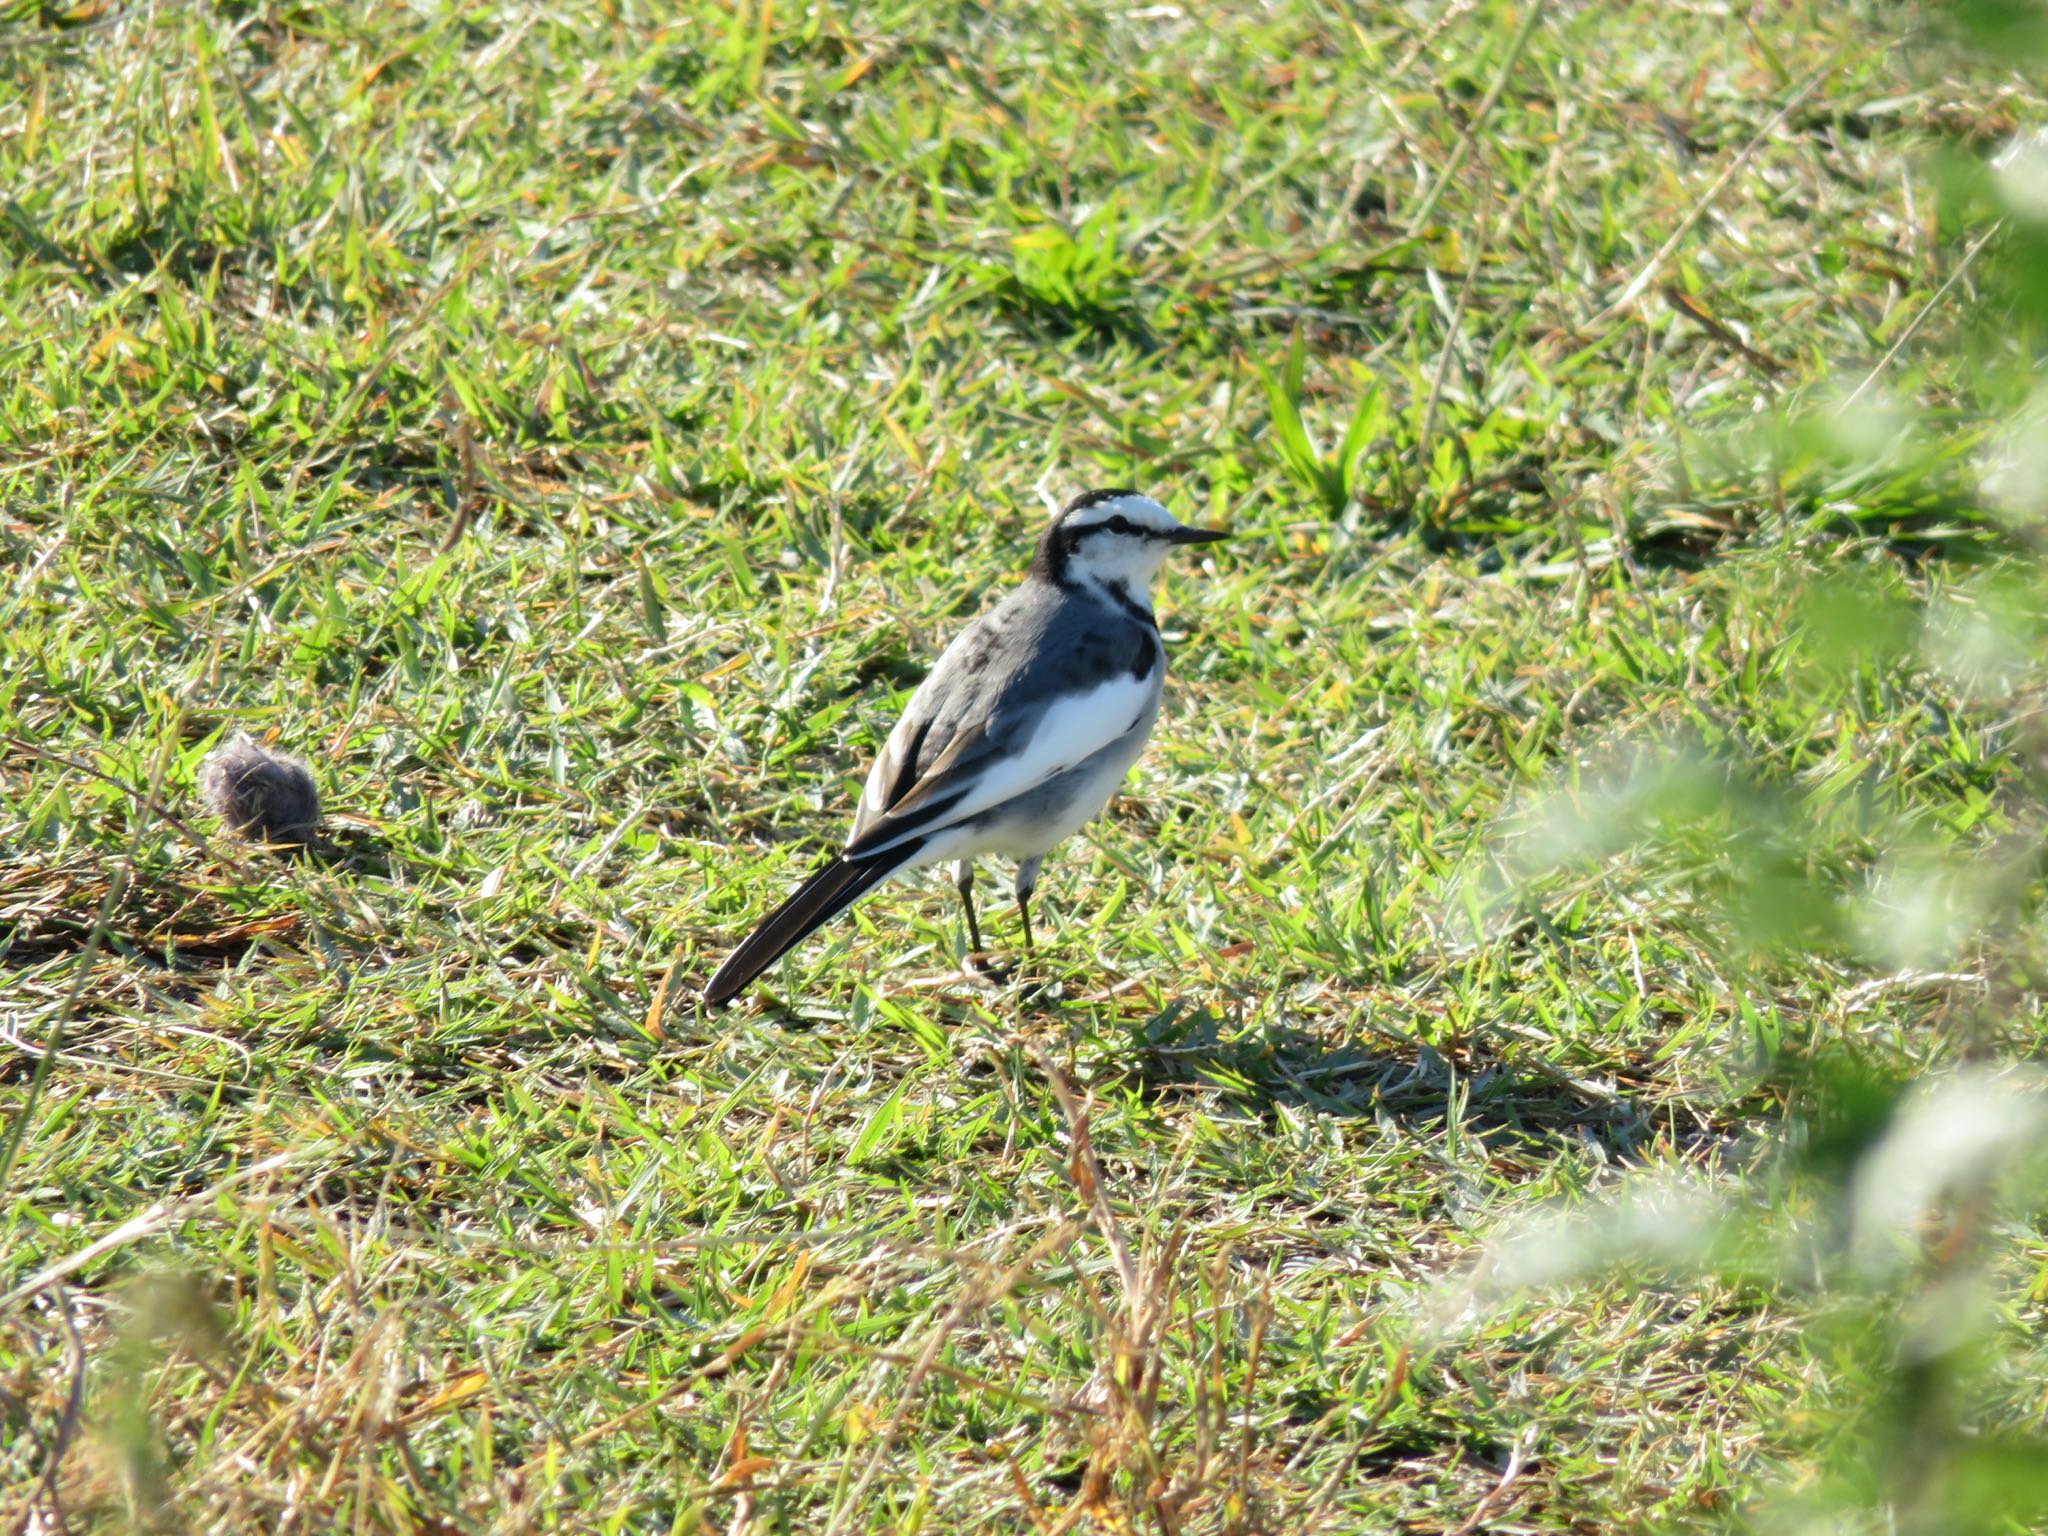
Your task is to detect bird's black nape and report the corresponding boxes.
[1032,488,1143,585]
[1060,487,1140,517]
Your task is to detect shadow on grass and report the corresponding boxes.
[1119,1003,1656,1156]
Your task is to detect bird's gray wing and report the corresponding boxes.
[843,595,1159,863]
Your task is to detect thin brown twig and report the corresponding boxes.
[823,1221,1078,1536]
[1449,1425,1537,1536]
[0,725,193,1200]
[1414,179,1500,524]
[1662,282,1788,382]
[25,1285,87,1535]
[0,1144,328,1312]
[1295,1343,1413,1527]
[1591,55,1842,325]
[1028,1042,1138,1302]
[1835,221,2002,414]
[1405,0,1546,234]
[436,388,481,554]
[4,734,227,859]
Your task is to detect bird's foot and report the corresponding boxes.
[962,950,1015,985]
[962,951,1064,1005]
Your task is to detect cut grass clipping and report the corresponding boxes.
[4,0,2048,1532]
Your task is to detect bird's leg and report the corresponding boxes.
[954,858,984,954]
[1015,856,1043,957]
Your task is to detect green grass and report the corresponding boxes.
[4,0,2048,1530]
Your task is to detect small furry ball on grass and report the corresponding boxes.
[199,734,321,847]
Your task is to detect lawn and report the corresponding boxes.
[4,0,2048,1531]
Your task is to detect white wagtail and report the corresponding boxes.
[702,489,1226,1006]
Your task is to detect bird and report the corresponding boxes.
[701,489,1226,1007]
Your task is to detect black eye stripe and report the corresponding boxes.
[1063,511,1152,546]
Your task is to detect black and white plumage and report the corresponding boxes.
[701,489,1226,1007]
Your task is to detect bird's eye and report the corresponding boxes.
[1105,515,1132,534]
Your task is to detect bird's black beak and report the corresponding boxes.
[1167,525,1230,545]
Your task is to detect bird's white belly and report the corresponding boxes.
[903,703,1159,871]
[978,743,1145,855]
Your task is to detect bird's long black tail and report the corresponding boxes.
[701,845,917,1006]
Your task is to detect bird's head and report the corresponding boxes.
[1033,489,1228,591]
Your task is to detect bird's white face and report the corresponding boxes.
[1058,493,1226,590]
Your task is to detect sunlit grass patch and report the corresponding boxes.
[3,0,2047,1530]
